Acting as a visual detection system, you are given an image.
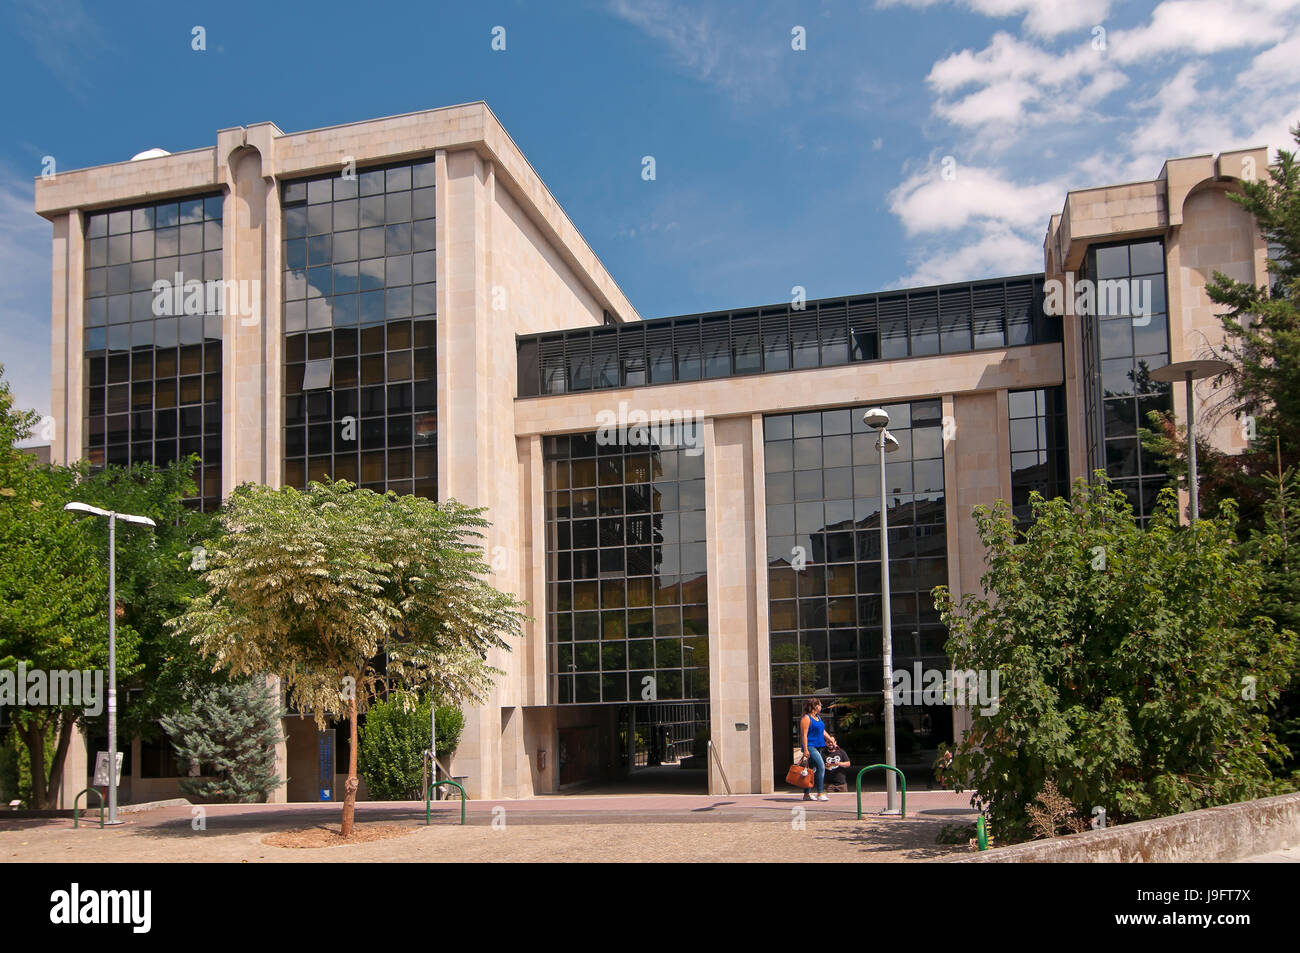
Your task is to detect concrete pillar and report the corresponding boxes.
[56,723,89,810]
[216,128,286,794]
[704,415,772,794]
[48,211,84,465]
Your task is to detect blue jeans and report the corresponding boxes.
[807,746,826,793]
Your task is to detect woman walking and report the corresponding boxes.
[799,697,837,801]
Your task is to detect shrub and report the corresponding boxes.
[358,695,462,801]
[161,679,285,802]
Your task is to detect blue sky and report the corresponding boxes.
[2,0,1298,425]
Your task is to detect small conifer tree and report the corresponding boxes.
[160,680,285,802]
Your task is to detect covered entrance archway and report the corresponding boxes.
[555,702,710,794]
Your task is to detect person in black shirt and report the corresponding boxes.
[823,745,851,792]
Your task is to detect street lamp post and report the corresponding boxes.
[63,502,156,825]
[863,408,901,814]
[1150,359,1231,522]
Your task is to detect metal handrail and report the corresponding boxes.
[425,779,467,826]
[855,764,907,819]
[74,787,104,829]
[706,740,732,795]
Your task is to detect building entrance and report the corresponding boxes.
[554,703,709,794]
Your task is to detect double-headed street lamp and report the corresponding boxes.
[1149,359,1230,522]
[863,408,901,815]
[63,502,156,825]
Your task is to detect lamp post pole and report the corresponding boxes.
[864,408,900,814]
[1185,372,1199,521]
[63,503,155,825]
[1150,359,1230,523]
[877,430,898,814]
[107,512,118,824]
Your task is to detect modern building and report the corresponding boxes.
[33,103,1269,803]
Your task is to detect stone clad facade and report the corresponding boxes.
[35,103,1270,804]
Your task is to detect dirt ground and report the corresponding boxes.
[0,791,979,863]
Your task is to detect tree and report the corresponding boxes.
[1241,464,1300,777]
[168,479,526,836]
[934,477,1298,843]
[1,362,220,808]
[160,679,285,802]
[358,694,463,801]
[68,460,224,743]
[0,365,127,809]
[1141,128,1300,777]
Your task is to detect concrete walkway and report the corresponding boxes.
[0,790,981,863]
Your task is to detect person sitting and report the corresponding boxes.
[823,744,852,792]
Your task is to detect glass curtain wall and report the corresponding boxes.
[1009,386,1069,525]
[281,159,437,498]
[544,428,709,704]
[763,401,948,698]
[1079,239,1171,522]
[83,195,224,510]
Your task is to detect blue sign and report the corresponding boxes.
[318,730,335,802]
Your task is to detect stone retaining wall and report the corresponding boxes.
[952,791,1300,862]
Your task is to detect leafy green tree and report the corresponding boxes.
[169,479,526,836]
[1141,128,1300,777]
[68,461,224,744]
[1241,466,1300,777]
[160,679,285,802]
[358,694,463,800]
[0,366,124,809]
[934,477,1298,843]
[1,360,222,807]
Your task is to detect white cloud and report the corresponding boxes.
[925,32,1125,137]
[1238,30,1300,91]
[880,0,1300,291]
[893,222,1045,286]
[888,161,1066,235]
[607,0,789,103]
[1109,0,1297,65]
[877,0,1113,38]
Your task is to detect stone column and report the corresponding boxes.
[705,415,772,793]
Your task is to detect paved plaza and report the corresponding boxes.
[0,790,980,863]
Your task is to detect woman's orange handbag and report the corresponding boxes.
[786,757,814,789]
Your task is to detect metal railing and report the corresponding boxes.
[425,780,467,826]
[73,787,104,829]
[706,740,732,795]
[855,764,907,819]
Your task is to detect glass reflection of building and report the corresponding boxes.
[544,427,709,704]
[1009,387,1069,526]
[764,401,948,699]
[280,160,437,498]
[1079,239,1172,522]
[82,195,225,510]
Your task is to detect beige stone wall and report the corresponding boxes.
[1167,182,1266,461]
[704,415,772,794]
[1046,146,1271,504]
[945,390,1010,601]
